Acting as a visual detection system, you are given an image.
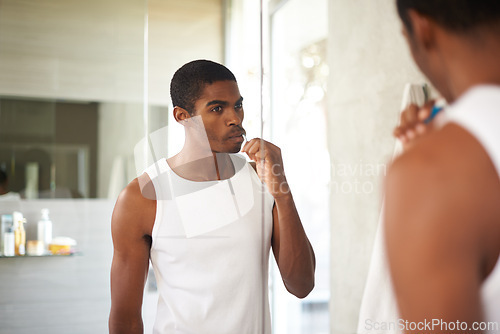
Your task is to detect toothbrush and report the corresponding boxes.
[424,98,447,124]
[424,105,444,124]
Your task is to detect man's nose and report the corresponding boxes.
[226,109,242,126]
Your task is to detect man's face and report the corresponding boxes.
[190,80,245,153]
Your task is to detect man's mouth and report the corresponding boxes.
[228,130,245,140]
[228,130,245,142]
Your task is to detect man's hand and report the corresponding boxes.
[242,138,290,198]
[242,138,315,298]
[394,101,437,150]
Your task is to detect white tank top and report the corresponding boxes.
[446,85,500,326]
[358,85,500,333]
[144,154,274,334]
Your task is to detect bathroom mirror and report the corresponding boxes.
[0,0,222,199]
[0,1,331,333]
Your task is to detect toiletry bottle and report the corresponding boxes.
[1,214,13,256]
[13,211,23,224]
[37,208,53,254]
[14,218,26,256]
[3,225,15,256]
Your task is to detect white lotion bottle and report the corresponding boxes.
[3,226,15,256]
[37,208,53,254]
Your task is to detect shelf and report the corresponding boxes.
[0,252,80,258]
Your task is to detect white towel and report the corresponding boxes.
[356,83,429,334]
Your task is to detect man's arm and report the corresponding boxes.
[385,123,500,333]
[109,177,155,334]
[271,193,316,298]
[243,139,315,298]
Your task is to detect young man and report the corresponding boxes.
[385,1,500,332]
[109,60,315,333]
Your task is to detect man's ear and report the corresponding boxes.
[407,9,437,51]
[173,106,191,124]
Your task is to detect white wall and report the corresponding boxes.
[147,0,224,105]
[0,0,223,105]
[0,0,144,103]
[327,1,426,333]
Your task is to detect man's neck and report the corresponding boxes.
[168,150,234,182]
[441,31,500,102]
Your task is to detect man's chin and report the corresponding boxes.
[214,144,242,154]
[227,146,242,154]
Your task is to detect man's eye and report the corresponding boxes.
[235,103,243,109]
[211,106,223,113]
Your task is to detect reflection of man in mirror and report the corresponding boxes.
[0,169,21,201]
[109,60,315,333]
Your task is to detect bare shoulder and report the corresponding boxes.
[112,174,156,239]
[385,122,500,279]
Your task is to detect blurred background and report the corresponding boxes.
[0,0,426,333]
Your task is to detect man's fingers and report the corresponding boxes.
[415,123,427,135]
[395,104,420,140]
[417,108,432,122]
[254,150,266,160]
[417,100,436,121]
[417,109,430,121]
[242,138,258,153]
[242,138,269,164]
[394,126,407,140]
[245,139,267,155]
[401,104,419,125]
[246,140,262,155]
[394,100,437,145]
[242,138,257,152]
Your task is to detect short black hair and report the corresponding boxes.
[170,59,237,114]
[397,0,500,33]
[0,169,7,185]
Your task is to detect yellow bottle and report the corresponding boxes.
[14,218,26,256]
